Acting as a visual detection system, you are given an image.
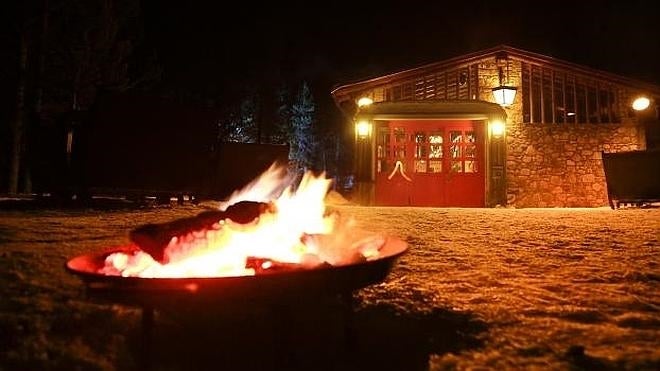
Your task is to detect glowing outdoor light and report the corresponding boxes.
[492,52,517,107]
[632,96,650,111]
[490,120,505,138]
[356,120,372,138]
[357,97,373,107]
[492,86,518,107]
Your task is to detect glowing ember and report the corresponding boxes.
[101,164,385,278]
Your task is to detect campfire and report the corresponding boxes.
[66,164,407,291]
[65,165,407,369]
[92,164,394,279]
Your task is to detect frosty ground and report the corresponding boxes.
[0,201,658,370]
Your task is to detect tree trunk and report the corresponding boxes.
[24,0,50,195]
[9,32,29,195]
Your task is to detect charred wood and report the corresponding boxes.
[129,201,275,263]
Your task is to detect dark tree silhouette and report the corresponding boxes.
[5,0,160,194]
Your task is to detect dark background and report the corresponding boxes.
[1,0,659,196]
[141,0,660,105]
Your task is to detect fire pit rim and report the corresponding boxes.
[65,236,408,282]
[64,237,407,307]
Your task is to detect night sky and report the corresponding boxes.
[1,0,659,178]
[142,0,660,105]
[3,0,658,122]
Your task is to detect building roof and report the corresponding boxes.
[331,45,660,103]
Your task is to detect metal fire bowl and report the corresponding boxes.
[66,237,408,308]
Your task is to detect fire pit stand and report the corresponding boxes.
[66,237,407,369]
[81,284,360,370]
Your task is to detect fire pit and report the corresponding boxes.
[66,236,407,307]
[65,164,407,368]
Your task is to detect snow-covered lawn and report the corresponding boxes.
[1,203,658,370]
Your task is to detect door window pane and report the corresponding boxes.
[465,160,477,173]
[429,160,442,173]
[376,126,390,159]
[464,131,476,158]
[450,131,462,158]
[414,132,426,158]
[429,132,443,158]
[414,160,427,173]
[394,127,406,158]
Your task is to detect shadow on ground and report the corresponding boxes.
[133,297,487,371]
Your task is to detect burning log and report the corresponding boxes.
[91,165,400,279]
[130,201,275,263]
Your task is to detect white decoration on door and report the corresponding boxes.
[387,160,412,182]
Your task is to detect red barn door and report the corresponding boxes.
[374,120,485,207]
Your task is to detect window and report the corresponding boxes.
[450,131,462,173]
[394,127,406,159]
[428,132,443,173]
[414,132,427,173]
[379,64,480,102]
[376,125,390,174]
[522,62,621,124]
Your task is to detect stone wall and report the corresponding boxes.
[495,59,647,207]
[505,121,645,207]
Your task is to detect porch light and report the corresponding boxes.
[357,97,373,107]
[492,86,517,107]
[632,96,650,111]
[356,120,372,138]
[490,120,505,138]
[492,52,517,107]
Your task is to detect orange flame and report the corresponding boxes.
[101,164,384,278]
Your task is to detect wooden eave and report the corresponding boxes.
[356,100,506,121]
[332,45,660,104]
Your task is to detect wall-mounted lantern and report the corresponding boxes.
[492,53,517,107]
[357,97,373,107]
[492,85,517,107]
[356,120,372,139]
[490,120,506,138]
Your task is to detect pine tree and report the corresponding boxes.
[270,83,290,145]
[288,81,316,171]
[223,95,258,143]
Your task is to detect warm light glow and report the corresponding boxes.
[490,120,505,137]
[356,120,372,138]
[492,86,517,106]
[632,96,650,111]
[100,164,385,278]
[357,97,373,107]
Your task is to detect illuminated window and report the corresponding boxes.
[394,127,406,159]
[414,132,427,173]
[429,132,443,159]
[429,160,442,173]
[522,63,622,124]
[465,160,476,173]
[450,131,462,158]
[376,125,390,174]
[381,65,480,103]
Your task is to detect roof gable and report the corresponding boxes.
[332,45,660,101]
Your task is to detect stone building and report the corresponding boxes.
[331,45,660,207]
